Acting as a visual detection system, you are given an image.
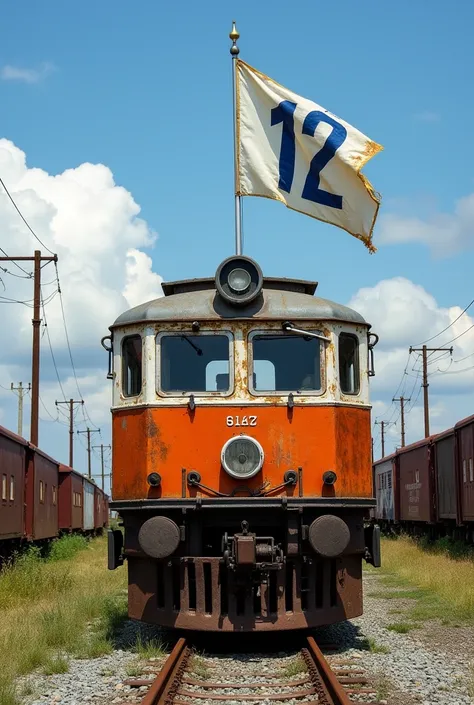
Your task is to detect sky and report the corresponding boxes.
[1,0,474,489]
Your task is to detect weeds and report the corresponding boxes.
[134,635,167,659]
[48,535,88,562]
[361,637,390,654]
[190,657,210,681]
[125,660,144,678]
[0,676,19,705]
[283,658,307,677]
[41,654,69,675]
[386,622,418,634]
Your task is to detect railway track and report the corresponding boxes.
[121,636,384,705]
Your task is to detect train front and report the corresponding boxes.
[106,256,380,632]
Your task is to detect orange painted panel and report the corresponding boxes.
[112,405,371,501]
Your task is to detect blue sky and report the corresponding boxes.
[0,0,473,477]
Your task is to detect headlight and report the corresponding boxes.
[221,435,264,479]
[215,255,263,306]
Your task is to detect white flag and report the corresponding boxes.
[236,61,382,252]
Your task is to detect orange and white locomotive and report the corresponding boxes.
[106,255,380,632]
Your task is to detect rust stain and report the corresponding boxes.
[350,140,382,170]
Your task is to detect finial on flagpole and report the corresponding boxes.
[230,20,240,56]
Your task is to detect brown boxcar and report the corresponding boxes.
[374,454,396,522]
[397,438,435,524]
[94,485,106,530]
[0,425,27,540]
[433,428,457,523]
[25,447,59,540]
[455,415,474,523]
[58,465,83,532]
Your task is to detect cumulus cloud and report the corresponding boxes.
[0,139,162,463]
[1,62,56,84]
[349,278,474,456]
[377,193,474,256]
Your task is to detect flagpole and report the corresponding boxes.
[230,20,242,255]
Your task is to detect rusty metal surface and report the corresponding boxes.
[140,637,189,705]
[0,425,27,539]
[308,516,350,557]
[138,516,180,558]
[397,440,434,523]
[162,277,318,297]
[374,457,395,522]
[127,554,362,632]
[305,637,352,705]
[111,287,368,328]
[457,421,474,521]
[433,431,457,520]
[27,448,59,540]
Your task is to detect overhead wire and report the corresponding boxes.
[412,297,474,347]
[0,177,56,255]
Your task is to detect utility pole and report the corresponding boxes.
[77,427,100,478]
[409,344,453,438]
[0,250,57,446]
[11,382,31,437]
[55,399,84,467]
[393,396,411,448]
[92,444,111,491]
[375,420,394,458]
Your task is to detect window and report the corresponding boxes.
[470,458,473,483]
[9,476,14,501]
[39,480,44,503]
[463,459,467,483]
[159,333,232,394]
[1,474,6,501]
[339,333,360,395]
[52,486,57,506]
[122,335,142,397]
[251,333,323,393]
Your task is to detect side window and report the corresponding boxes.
[9,476,14,501]
[122,335,142,397]
[2,474,6,501]
[52,486,57,506]
[339,333,360,395]
[39,480,45,503]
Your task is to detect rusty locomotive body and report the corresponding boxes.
[107,255,380,632]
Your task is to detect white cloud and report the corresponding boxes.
[0,139,162,470]
[377,192,474,255]
[1,62,56,84]
[413,111,440,123]
[349,278,474,456]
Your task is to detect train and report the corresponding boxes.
[0,424,109,547]
[374,412,474,541]
[105,254,381,632]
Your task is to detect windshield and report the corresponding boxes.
[159,334,231,393]
[251,333,323,393]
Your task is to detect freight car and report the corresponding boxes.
[106,254,381,632]
[0,425,108,548]
[374,412,474,541]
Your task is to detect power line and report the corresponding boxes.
[412,297,474,346]
[0,177,55,255]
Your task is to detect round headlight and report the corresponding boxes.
[228,267,251,293]
[215,255,263,306]
[221,435,264,479]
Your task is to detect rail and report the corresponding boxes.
[123,635,379,705]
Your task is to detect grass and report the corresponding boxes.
[371,535,474,624]
[134,635,167,659]
[190,656,211,681]
[125,660,144,678]
[283,657,307,677]
[361,637,390,654]
[0,535,127,705]
[386,621,419,634]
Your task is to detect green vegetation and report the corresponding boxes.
[190,656,211,681]
[0,535,127,705]
[134,635,167,659]
[283,657,307,677]
[370,535,474,624]
[386,621,419,634]
[361,637,390,654]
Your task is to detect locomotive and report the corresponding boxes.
[105,254,380,632]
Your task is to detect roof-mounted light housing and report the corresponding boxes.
[215,255,263,306]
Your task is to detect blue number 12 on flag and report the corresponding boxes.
[271,101,347,210]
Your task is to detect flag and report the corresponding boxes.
[236,60,382,252]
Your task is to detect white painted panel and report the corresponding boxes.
[83,481,95,530]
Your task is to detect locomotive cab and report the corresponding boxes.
[106,256,378,632]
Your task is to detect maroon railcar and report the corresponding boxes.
[433,428,458,525]
[94,485,104,530]
[0,425,27,540]
[58,465,83,532]
[455,414,474,523]
[397,438,435,524]
[25,446,59,540]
